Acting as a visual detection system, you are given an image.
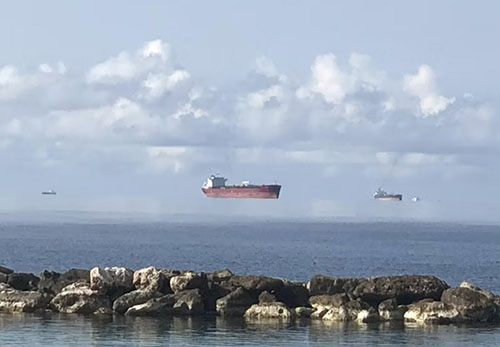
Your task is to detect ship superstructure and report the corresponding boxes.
[373,188,402,201]
[202,175,281,199]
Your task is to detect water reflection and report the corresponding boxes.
[1,313,500,346]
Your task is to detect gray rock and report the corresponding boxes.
[353,275,449,305]
[294,306,315,318]
[50,282,111,314]
[228,275,283,296]
[259,291,277,304]
[133,267,180,293]
[404,299,459,324]
[113,289,162,314]
[7,273,40,291]
[170,271,207,294]
[0,287,51,313]
[441,287,498,322]
[378,298,407,321]
[90,267,134,298]
[318,300,380,323]
[308,275,364,297]
[0,266,13,275]
[125,295,177,316]
[0,273,7,284]
[216,287,258,317]
[208,269,233,282]
[310,293,349,309]
[275,280,310,308]
[172,289,204,315]
[244,301,295,321]
[38,269,90,295]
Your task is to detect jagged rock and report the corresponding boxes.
[308,275,364,297]
[295,306,315,318]
[460,282,500,306]
[203,281,233,312]
[228,276,283,296]
[275,280,310,308]
[39,269,90,295]
[50,282,111,314]
[441,287,499,322]
[378,298,407,321]
[0,286,51,313]
[353,275,449,305]
[310,294,349,310]
[170,271,207,294]
[404,299,459,324]
[113,289,162,314]
[133,267,180,293]
[172,289,204,315]
[0,266,13,275]
[216,287,258,317]
[208,269,233,282]
[319,300,380,323]
[125,295,176,316]
[7,273,40,291]
[259,291,276,304]
[90,267,134,298]
[244,301,295,321]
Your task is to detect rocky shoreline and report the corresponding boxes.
[1,265,499,324]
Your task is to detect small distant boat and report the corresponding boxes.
[411,196,420,202]
[373,188,402,201]
[41,190,57,195]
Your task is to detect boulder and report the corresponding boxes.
[170,271,207,294]
[378,298,407,321]
[244,301,295,321]
[50,282,111,314]
[294,306,315,318]
[308,275,364,297]
[172,289,205,315]
[133,267,180,293]
[125,295,176,316]
[113,289,162,314]
[320,300,380,323]
[0,266,13,275]
[310,294,349,310]
[460,282,500,306]
[216,287,258,317]
[404,299,459,324]
[275,280,310,308]
[90,267,134,298]
[207,269,233,282]
[259,291,277,304]
[7,273,40,291]
[228,275,283,296]
[0,286,51,313]
[353,275,449,305]
[203,281,233,312]
[441,287,499,322]
[38,269,90,295]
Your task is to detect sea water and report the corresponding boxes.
[1,219,500,346]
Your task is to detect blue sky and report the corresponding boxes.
[0,1,499,221]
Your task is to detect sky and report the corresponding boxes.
[1,1,500,221]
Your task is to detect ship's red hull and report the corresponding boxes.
[202,185,281,199]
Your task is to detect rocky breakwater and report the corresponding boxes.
[1,264,500,325]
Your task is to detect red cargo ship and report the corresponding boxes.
[202,175,281,199]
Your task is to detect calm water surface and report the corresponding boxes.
[1,220,500,345]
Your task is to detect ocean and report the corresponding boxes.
[1,218,500,346]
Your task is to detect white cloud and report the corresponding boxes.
[297,54,354,104]
[245,85,284,109]
[86,39,170,84]
[140,69,190,100]
[0,65,36,100]
[403,65,455,117]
